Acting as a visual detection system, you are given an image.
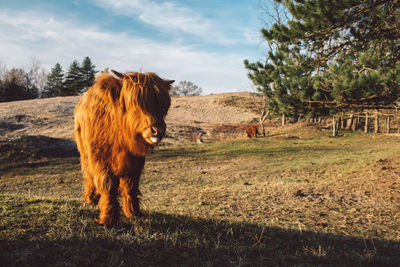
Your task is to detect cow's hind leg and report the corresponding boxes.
[119,177,144,218]
[81,157,100,205]
[83,172,100,205]
[95,176,120,226]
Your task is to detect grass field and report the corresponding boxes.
[1,125,400,266]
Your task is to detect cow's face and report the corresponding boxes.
[114,70,173,147]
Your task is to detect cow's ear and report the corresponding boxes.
[111,69,124,79]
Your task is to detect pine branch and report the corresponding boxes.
[354,67,378,73]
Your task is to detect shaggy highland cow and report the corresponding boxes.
[246,125,258,139]
[74,70,173,226]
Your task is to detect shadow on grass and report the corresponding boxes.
[0,157,80,177]
[0,135,79,159]
[1,198,399,266]
[0,136,80,175]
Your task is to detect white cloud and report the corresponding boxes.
[0,10,253,94]
[91,0,247,45]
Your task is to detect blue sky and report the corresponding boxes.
[0,0,270,94]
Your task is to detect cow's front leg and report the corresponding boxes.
[95,175,120,226]
[119,177,143,218]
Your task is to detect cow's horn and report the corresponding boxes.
[111,69,124,79]
[165,79,175,85]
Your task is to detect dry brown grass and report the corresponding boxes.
[1,94,400,265]
[1,124,400,265]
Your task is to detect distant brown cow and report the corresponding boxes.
[246,125,258,138]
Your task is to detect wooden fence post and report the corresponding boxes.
[398,117,400,134]
[332,114,337,137]
[341,113,344,129]
[398,112,400,133]
[364,112,369,133]
[351,113,357,131]
[346,113,353,130]
[374,110,379,133]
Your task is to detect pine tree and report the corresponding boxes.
[63,60,84,96]
[80,57,96,92]
[245,0,400,117]
[42,63,64,97]
[245,43,313,119]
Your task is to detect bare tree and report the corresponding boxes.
[0,61,7,80]
[1,68,35,101]
[171,80,202,96]
[3,68,25,85]
[0,58,48,101]
[26,58,47,98]
[259,95,270,136]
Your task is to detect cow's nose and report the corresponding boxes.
[152,126,165,137]
[151,127,158,136]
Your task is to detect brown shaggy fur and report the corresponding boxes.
[246,125,258,138]
[74,70,173,226]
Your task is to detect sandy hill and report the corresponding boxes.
[0,92,263,148]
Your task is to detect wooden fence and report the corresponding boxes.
[331,109,400,136]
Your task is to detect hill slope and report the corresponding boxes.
[0,92,262,145]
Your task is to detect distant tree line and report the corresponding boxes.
[0,59,46,102]
[0,57,97,102]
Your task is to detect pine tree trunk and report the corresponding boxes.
[259,110,269,137]
[259,96,269,137]
[346,113,353,130]
[398,117,400,134]
[332,114,337,137]
[260,124,266,137]
[336,114,340,132]
[384,116,387,133]
[340,113,344,129]
[385,116,388,133]
[259,122,266,137]
[351,115,357,131]
[374,110,379,133]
